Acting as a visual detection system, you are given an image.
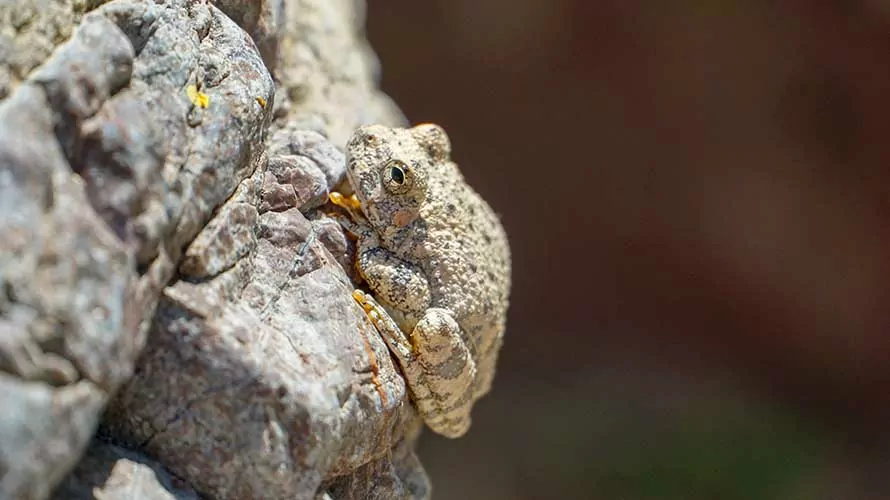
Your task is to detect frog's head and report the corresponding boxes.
[345,123,451,230]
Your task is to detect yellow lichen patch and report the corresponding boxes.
[186,85,209,108]
[256,96,267,108]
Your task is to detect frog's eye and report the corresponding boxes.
[390,165,405,184]
[382,159,412,194]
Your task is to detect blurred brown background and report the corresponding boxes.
[367,2,890,499]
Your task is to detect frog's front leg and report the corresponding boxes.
[356,247,431,317]
[353,291,477,438]
[327,192,372,238]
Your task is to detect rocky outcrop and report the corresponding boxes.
[0,1,427,499]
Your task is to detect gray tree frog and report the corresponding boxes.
[329,123,511,438]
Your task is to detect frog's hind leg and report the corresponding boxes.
[353,289,415,363]
[409,309,476,438]
[352,291,475,438]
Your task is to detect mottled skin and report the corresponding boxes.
[338,123,511,438]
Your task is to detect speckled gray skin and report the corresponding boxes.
[344,123,511,438]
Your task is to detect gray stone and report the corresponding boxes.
[268,126,348,189]
[51,440,201,500]
[0,0,81,100]
[105,201,418,499]
[2,1,433,499]
[210,0,285,73]
[0,13,155,499]
[261,154,330,212]
[320,437,431,500]
[271,0,407,147]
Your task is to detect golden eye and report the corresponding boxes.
[383,159,411,193]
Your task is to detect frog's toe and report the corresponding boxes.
[352,290,384,326]
[352,289,373,311]
[329,191,361,210]
[353,289,415,364]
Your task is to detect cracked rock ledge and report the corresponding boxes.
[0,1,431,499]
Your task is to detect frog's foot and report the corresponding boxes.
[329,191,361,211]
[407,309,475,438]
[327,192,369,237]
[352,289,414,363]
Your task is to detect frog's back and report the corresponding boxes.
[417,162,511,388]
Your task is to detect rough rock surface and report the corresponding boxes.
[1,0,432,499]
[0,0,119,100]
[270,0,407,146]
[0,11,161,500]
[51,440,202,500]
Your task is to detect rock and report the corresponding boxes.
[261,154,328,212]
[0,0,79,100]
[0,12,158,500]
[210,0,285,73]
[268,126,347,187]
[271,0,406,146]
[105,203,418,499]
[262,125,349,212]
[51,439,201,500]
[2,1,433,499]
[319,436,430,500]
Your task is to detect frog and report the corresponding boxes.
[329,123,511,438]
